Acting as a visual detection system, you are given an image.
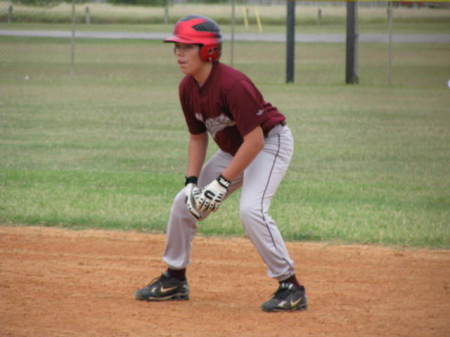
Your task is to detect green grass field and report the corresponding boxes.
[0,35,449,248]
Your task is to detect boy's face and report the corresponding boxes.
[173,43,205,76]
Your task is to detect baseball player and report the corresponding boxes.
[135,15,307,312]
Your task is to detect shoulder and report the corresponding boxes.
[215,62,255,93]
[216,62,250,83]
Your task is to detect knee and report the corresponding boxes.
[175,187,186,200]
[172,187,210,222]
[172,188,188,210]
[239,204,260,227]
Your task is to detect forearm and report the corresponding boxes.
[222,126,264,181]
[186,132,208,177]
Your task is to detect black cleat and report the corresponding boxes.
[261,282,307,312]
[135,272,189,301]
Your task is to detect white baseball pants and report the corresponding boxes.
[163,125,296,281]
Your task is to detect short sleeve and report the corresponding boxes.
[225,79,268,136]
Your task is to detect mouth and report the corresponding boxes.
[177,60,187,66]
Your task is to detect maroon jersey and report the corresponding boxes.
[179,62,285,155]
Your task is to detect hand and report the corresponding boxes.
[197,175,231,212]
[185,183,201,220]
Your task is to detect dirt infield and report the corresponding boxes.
[1,226,449,337]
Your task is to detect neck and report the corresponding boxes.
[193,62,213,87]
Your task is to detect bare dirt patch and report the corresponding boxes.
[1,225,449,337]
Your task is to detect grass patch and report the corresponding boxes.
[0,36,449,247]
[0,169,176,231]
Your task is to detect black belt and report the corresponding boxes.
[265,120,286,137]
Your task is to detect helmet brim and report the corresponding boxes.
[164,35,198,44]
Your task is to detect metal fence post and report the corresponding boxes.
[387,1,393,85]
[346,1,359,84]
[85,6,91,25]
[8,5,13,23]
[164,0,169,25]
[71,0,76,76]
[230,0,236,67]
[286,0,296,83]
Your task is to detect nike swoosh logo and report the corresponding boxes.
[290,298,302,308]
[160,286,177,294]
[256,109,264,116]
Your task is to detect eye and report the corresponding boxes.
[175,44,193,51]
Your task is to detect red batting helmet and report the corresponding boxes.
[164,15,222,62]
